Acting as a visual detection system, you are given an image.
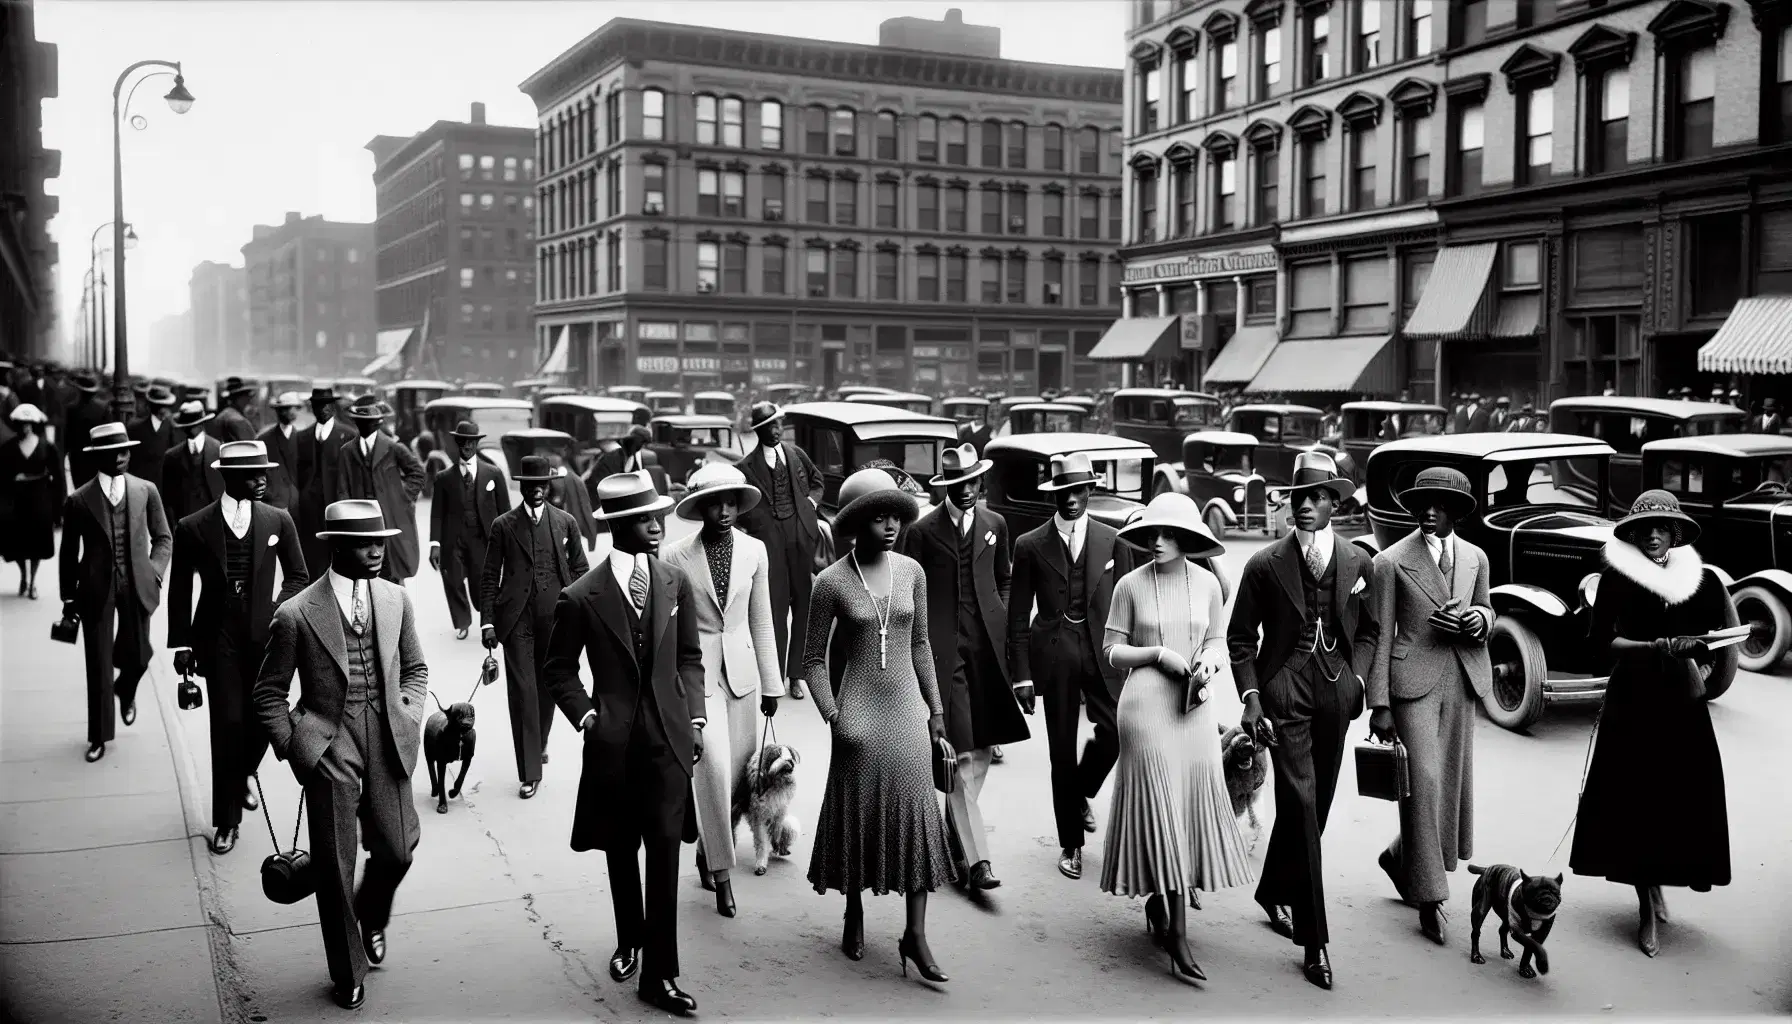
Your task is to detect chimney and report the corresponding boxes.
[470,102,486,125]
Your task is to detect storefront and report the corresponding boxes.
[1109,246,1279,387]
[1401,241,1545,406]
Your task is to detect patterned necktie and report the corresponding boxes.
[1305,539,1326,579]
[1438,540,1454,592]
[351,581,367,636]
[232,500,249,537]
[629,559,648,614]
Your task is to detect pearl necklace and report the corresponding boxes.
[850,552,893,670]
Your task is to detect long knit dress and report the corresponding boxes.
[803,552,955,895]
[1101,559,1256,901]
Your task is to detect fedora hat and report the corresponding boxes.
[144,384,178,406]
[449,419,485,440]
[309,385,338,404]
[1117,492,1225,560]
[834,467,919,539]
[931,443,992,488]
[271,391,306,409]
[593,470,674,521]
[345,395,391,420]
[1397,466,1477,521]
[748,401,783,431]
[316,499,400,539]
[513,454,555,482]
[212,440,280,471]
[675,463,764,521]
[171,400,214,429]
[1037,451,1099,492]
[7,402,47,425]
[221,376,257,398]
[1616,489,1700,547]
[84,422,138,452]
[1267,451,1354,503]
[72,372,102,393]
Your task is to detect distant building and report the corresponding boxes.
[239,212,376,377]
[365,102,537,383]
[1,0,60,363]
[519,13,1127,396]
[188,261,249,378]
[144,310,194,374]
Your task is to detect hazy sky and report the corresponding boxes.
[39,0,1128,367]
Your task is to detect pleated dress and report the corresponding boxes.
[1100,560,1256,901]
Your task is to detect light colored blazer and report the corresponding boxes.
[663,529,785,699]
[1367,530,1494,709]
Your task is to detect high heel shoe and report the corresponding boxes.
[1637,906,1660,957]
[27,582,38,600]
[898,932,948,983]
[840,906,864,961]
[1144,894,1168,949]
[1650,885,1670,923]
[1166,938,1207,982]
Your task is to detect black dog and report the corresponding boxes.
[1468,863,1563,979]
[424,702,477,814]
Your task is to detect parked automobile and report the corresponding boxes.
[606,385,649,403]
[1056,394,1098,413]
[1548,396,1748,515]
[460,382,505,398]
[845,391,935,414]
[416,397,534,489]
[835,385,897,399]
[511,377,562,399]
[984,433,1155,537]
[1150,430,1274,539]
[331,376,379,402]
[692,390,737,418]
[1110,387,1223,462]
[1223,403,1342,493]
[538,395,652,475]
[941,396,990,426]
[997,401,1087,437]
[390,379,451,447]
[645,390,686,415]
[647,414,743,490]
[781,403,957,544]
[765,383,811,404]
[1335,400,1447,486]
[497,427,575,486]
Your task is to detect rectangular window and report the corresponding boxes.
[1675,47,1716,160]
[460,153,474,178]
[1451,103,1484,197]
[1173,161,1195,236]
[982,120,1004,167]
[1255,147,1279,223]
[1777,23,1792,142]
[875,112,898,160]
[1216,155,1237,230]
[459,267,474,289]
[833,109,857,156]
[607,159,621,217]
[875,250,898,300]
[1079,258,1100,305]
[876,181,899,229]
[1043,125,1064,170]
[835,177,858,226]
[1343,255,1389,332]
[1044,192,1064,236]
[1136,167,1158,242]
[1109,192,1123,239]
[1247,275,1277,319]
[606,93,621,145]
[643,162,665,213]
[918,115,938,162]
[1140,60,1161,133]
[1080,192,1101,238]
[722,98,743,147]
[945,118,968,165]
[697,241,720,291]
[1078,127,1100,173]
[1300,136,1326,218]
[1288,261,1331,336]
[918,184,939,231]
[1006,255,1027,304]
[918,253,941,301]
[723,171,745,218]
[723,241,747,293]
[643,89,665,141]
[1409,0,1433,58]
[643,236,667,290]
[1689,214,1743,316]
[1504,241,1541,288]
[698,168,720,217]
[1218,39,1239,112]
[946,185,967,232]
[1401,114,1431,201]
[762,244,786,294]
[1357,1,1380,71]
[479,154,494,180]
[763,169,786,220]
[503,156,518,182]
[696,95,718,145]
[1591,68,1629,173]
[982,188,1004,234]
[981,257,1003,303]
[1520,86,1553,184]
[1351,125,1376,210]
[806,176,829,223]
[1259,25,1282,99]
[607,230,622,291]
[805,107,827,155]
[1305,9,1330,85]
[806,247,828,297]
[946,254,967,302]
[1007,188,1029,234]
[760,100,783,149]
[1007,123,1028,168]
[1043,258,1064,305]
[1454,0,1487,47]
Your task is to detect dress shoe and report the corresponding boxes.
[1379,848,1415,905]
[968,861,1001,890]
[608,946,641,982]
[1081,800,1097,833]
[1418,903,1446,946]
[1303,945,1333,990]
[332,983,365,1010]
[841,906,865,961]
[898,931,948,983]
[990,745,1004,764]
[715,878,736,918]
[637,978,697,1016]
[85,743,106,763]
[209,827,237,855]
[456,627,468,640]
[1258,899,1295,939]
[519,781,539,799]
[243,789,259,811]
[1057,848,1083,880]
[362,926,385,966]
[120,702,136,727]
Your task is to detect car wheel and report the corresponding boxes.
[1732,584,1790,675]
[1154,478,1177,498]
[1203,506,1226,542]
[1703,591,1743,700]
[1484,616,1547,732]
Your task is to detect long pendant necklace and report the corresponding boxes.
[851,552,893,670]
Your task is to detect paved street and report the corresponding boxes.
[5,501,1792,1021]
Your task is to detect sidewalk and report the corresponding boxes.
[0,591,224,1024]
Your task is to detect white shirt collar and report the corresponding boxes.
[220,493,251,537]
[1053,512,1085,539]
[763,443,779,467]
[1422,531,1454,561]
[148,413,162,430]
[948,503,974,535]
[463,458,479,477]
[188,434,204,455]
[360,433,376,455]
[1296,525,1336,572]
[525,501,543,523]
[608,549,647,597]
[279,422,293,438]
[315,419,334,441]
[96,471,122,505]
[326,569,364,621]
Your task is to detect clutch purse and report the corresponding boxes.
[1182,676,1211,715]
[932,736,958,795]
[1355,739,1411,802]
[50,614,78,644]
[1667,655,1709,701]
[254,776,316,905]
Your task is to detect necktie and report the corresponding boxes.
[232,500,249,537]
[1438,541,1454,591]
[1305,539,1326,579]
[770,447,781,471]
[351,581,367,635]
[628,559,648,614]
[1063,524,1081,563]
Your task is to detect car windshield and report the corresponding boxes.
[1484,456,1604,510]
[1172,399,1220,428]
[1759,457,1792,486]
[1014,410,1083,433]
[1193,446,1252,474]
[470,409,532,437]
[854,441,939,481]
[1091,456,1149,500]
[674,427,734,448]
[1281,414,1322,441]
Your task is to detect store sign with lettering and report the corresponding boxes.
[637,356,679,374]
[682,356,722,372]
[753,358,789,372]
[1124,250,1277,285]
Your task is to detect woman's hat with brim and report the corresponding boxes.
[1117,492,1225,560]
[931,443,992,488]
[834,467,919,538]
[345,395,392,420]
[1267,451,1354,503]
[1616,489,1700,547]
[212,440,280,471]
[593,469,674,521]
[317,499,401,539]
[7,402,47,425]
[675,463,763,521]
[448,419,485,440]
[83,422,139,452]
[1037,450,1100,492]
[171,400,214,429]
[747,401,783,431]
[1397,466,1478,520]
[512,455,555,482]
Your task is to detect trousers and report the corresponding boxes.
[1255,657,1352,947]
[81,589,151,745]
[207,621,269,829]
[1039,627,1118,851]
[441,534,486,631]
[605,712,686,983]
[692,674,760,876]
[945,747,994,865]
[501,608,557,783]
[762,514,814,683]
[1386,669,1475,904]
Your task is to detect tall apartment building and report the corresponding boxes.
[518,12,1128,396]
[239,213,376,377]
[366,102,537,382]
[1116,0,1792,405]
[188,261,249,378]
[1,0,60,362]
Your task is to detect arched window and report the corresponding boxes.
[1044,124,1065,170]
[875,111,899,159]
[833,107,858,156]
[721,96,744,147]
[1077,125,1101,173]
[695,93,719,145]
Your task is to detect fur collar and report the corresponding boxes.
[1602,538,1705,605]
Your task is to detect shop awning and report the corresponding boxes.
[1200,325,1279,385]
[1699,296,1792,374]
[360,350,401,376]
[536,326,570,376]
[1492,293,1542,338]
[1087,315,1180,362]
[1403,243,1498,340]
[1248,335,1397,394]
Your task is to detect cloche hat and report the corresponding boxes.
[1616,489,1700,547]
[1397,466,1477,521]
[833,467,919,539]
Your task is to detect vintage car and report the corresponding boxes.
[781,402,957,542]
[496,427,575,484]
[1335,400,1448,485]
[390,379,451,447]
[645,390,686,415]
[1363,432,1739,731]
[845,391,935,414]
[646,414,743,489]
[537,395,651,475]
[1110,387,1223,462]
[691,390,737,418]
[941,396,990,426]
[416,397,534,488]
[765,383,811,404]
[460,382,505,398]
[1150,431,1274,539]
[1056,394,1098,413]
[605,385,649,403]
[1224,404,1335,491]
[996,401,1087,437]
[1641,434,1792,673]
[835,384,897,399]
[331,376,378,401]
[1548,396,1748,515]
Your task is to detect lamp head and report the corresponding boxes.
[123,225,138,250]
[164,75,195,115]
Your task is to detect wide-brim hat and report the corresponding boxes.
[449,419,485,440]
[346,396,392,420]
[748,402,783,431]
[833,467,919,538]
[675,463,763,521]
[1615,489,1700,547]
[222,376,257,398]
[84,422,138,452]
[171,401,214,429]
[7,402,47,425]
[271,391,306,408]
[1267,451,1354,503]
[1038,450,1100,492]
[309,386,338,404]
[316,499,401,538]
[931,442,992,488]
[212,440,280,471]
[1397,466,1478,520]
[72,373,102,393]
[145,385,178,406]
[593,469,674,521]
[513,455,555,481]
[1117,492,1225,560]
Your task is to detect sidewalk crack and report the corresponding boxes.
[483,828,608,1010]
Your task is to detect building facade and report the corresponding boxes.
[366,102,537,383]
[239,213,376,378]
[1117,0,1792,406]
[188,260,249,379]
[518,13,1129,396]
[1,0,60,363]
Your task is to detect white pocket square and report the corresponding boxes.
[1104,558,1115,573]
[984,530,997,546]
[669,606,678,617]
[1351,577,1367,595]
[485,479,495,491]
[267,534,280,547]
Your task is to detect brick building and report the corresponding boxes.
[365,102,537,382]
[239,213,376,377]
[187,260,249,379]
[518,12,1128,396]
[1,0,60,363]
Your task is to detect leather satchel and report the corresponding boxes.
[50,613,78,644]
[1355,738,1411,802]
[177,670,204,711]
[932,736,958,795]
[253,775,316,905]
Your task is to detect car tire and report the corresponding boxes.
[1484,616,1547,733]
[1732,584,1790,675]
[1203,506,1227,542]
[1702,592,1743,700]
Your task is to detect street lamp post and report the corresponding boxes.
[110,58,194,418]
[87,221,133,374]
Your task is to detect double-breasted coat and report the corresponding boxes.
[1007,517,1133,694]
[478,503,588,642]
[334,433,425,581]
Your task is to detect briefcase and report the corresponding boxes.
[932,736,958,795]
[1355,739,1410,802]
[50,614,78,644]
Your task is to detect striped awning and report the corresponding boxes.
[1087,315,1180,362]
[1403,243,1498,340]
[536,326,570,375]
[1698,296,1792,374]
[1201,325,1279,385]
[1492,293,1542,338]
[1248,335,1397,394]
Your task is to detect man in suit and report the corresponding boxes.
[57,422,173,763]
[902,443,1028,891]
[1008,450,1133,882]
[1448,393,1470,434]
[662,463,784,917]
[126,384,179,486]
[296,386,359,576]
[1229,451,1381,990]
[162,400,225,524]
[431,420,510,639]
[543,470,704,1017]
[478,455,588,798]
[1367,467,1492,946]
[1757,397,1783,435]
[1466,395,1492,433]
[589,425,652,492]
[212,376,258,442]
[252,500,429,1011]
[256,391,305,511]
[550,465,597,548]
[1487,396,1512,433]
[167,441,309,855]
[64,372,113,488]
[735,401,823,700]
[335,396,425,584]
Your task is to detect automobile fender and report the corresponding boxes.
[1729,568,1792,601]
[424,447,454,474]
[1156,463,1186,496]
[1490,583,1571,619]
[1351,534,1381,557]
[1200,496,1238,526]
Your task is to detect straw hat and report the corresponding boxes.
[83,422,139,452]
[271,391,306,409]
[931,443,992,488]
[1266,451,1353,503]
[171,400,214,429]
[1117,492,1225,559]
[675,463,763,521]
[316,499,400,539]
[747,401,783,431]
[1037,451,1099,492]
[212,440,280,471]
[593,470,674,521]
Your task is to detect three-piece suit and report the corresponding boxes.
[161,434,225,525]
[335,434,425,582]
[126,413,177,489]
[256,423,302,511]
[431,457,510,631]
[295,419,358,575]
[736,441,823,683]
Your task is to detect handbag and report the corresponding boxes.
[50,612,78,644]
[1181,673,1211,715]
[177,668,204,711]
[1667,654,1709,701]
[253,774,316,905]
[932,736,958,795]
[1355,738,1411,802]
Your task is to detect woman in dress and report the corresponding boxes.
[1103,493,1255,981]
[1571,490,1731,957]
[802,467,954,983]
[0,403,62,598]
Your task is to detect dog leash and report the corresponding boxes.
[1544,702,1603,866]
[430,656,499,714]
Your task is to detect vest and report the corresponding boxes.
[340,601,384,715]
[1290,548,1346,676]
[224,525,253,621]
[107,488,131,592]
[528,511,559,609]
[955,516,981,642]
[767,447,796,521]
[461,466,482,535]
[622,587,667,743]
[1063,531,1089,624]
